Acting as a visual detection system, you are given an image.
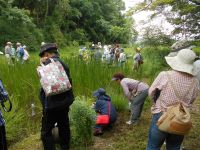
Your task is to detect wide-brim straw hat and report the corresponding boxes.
[165,49,197,76]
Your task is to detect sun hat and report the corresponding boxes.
[16,42,21,46]
[39,43,58,57]
[93,88,106,97]
[7,42,12,45]
[23,45,26,49]
[165,49,197,76]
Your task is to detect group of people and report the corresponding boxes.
[79,42,127,65]
[0,40,200,150]
[79,42,144,69]
[92,40,200,150]
[4,41,29,64]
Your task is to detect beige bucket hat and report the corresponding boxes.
[165,49,197,76]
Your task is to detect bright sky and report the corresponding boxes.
[123,0,174,35]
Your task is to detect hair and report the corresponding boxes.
[112,73,125,80]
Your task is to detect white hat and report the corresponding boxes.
[165,49,197,76]
[16,42,21,46]
[7,42,12,45]
[41,42,45,46]
[23,45,26,49]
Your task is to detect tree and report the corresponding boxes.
[140,25,173,46]
[132,0,200,40]
[3,0,134,46]
[0,0,43,50]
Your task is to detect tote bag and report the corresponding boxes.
[37,58,71,96]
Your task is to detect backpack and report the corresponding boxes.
[0,80,12,112]
[37,58,72,97]
[138,54,143,64]
[19,47,25,57]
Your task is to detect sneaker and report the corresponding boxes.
[126,120,139,125]
[126,120,132,125]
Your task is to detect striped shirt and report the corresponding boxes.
[149,70,199,114]
[120,78,149,100]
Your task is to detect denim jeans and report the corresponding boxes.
[146,113,184,150]
[130,89,148,122]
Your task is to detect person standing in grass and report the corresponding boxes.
[133,47,143,70]
[146,49,199,150]
[22,45,30,63]
[38,43,74,150]
[92,88,117,136]
[112,73,149,125]
[118,48,126,67]
[4,42,12,64]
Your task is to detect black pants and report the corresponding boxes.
[0,126,7,150]
[41,108,70,150]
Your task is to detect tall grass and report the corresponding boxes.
[0,45,169,146]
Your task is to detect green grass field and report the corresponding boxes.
[1,45,200,150]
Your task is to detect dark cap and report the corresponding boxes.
[39,43,58,57]
[93,88,106,97]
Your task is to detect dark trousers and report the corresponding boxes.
[0,126,7,150]
[41,108,70,150]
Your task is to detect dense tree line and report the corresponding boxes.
[0,0,135,50]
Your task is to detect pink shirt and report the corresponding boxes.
[149,70,199,114]
[120,78,149,100]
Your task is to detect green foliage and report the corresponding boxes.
[140,25,174,47]
[9,0,134,46]
[150,0,200,39]
[0,0,43,51]
[69,96,95,146]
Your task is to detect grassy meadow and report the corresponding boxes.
[0,45,200,150]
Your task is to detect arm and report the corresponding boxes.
[149,71,166,100]
[120,80,131,99]
[95,100,101,113]
[58,59,73,85]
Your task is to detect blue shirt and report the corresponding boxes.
[0,109,5,126]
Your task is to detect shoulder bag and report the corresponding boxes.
[96,102,110,125]
[157,73,195,135]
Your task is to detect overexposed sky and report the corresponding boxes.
[123,0,174,35]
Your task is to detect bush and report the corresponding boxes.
[69,96,95,146]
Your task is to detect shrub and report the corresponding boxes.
[69,96,95,146]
